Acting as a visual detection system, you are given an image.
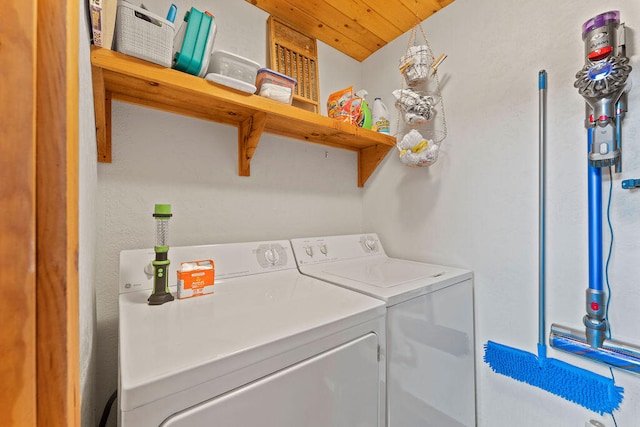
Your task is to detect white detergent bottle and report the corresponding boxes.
[371,98,390,134]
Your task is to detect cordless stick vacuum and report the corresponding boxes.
[550,11,640,375]
[148,204,175,305]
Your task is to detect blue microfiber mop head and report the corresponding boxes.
[484,340,624,415]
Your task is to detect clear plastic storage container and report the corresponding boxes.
[208,51,260,85]
[255,68,297,104]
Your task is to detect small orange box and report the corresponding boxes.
[177,259,215,299]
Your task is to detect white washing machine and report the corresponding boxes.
[118,240,386,426]
[290,234,476,427]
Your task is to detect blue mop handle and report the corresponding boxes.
[538,70,547,349]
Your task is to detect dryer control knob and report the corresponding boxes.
[305,246,314,257]
[319,244,328,255]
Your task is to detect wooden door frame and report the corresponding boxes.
[36,0,80,425]
[1,0,80,425]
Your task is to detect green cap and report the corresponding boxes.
[153,204,172,218]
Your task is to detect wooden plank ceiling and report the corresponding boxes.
[245,0,455,61]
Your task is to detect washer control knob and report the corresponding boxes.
[365,239,378,252]
[265,248,280,265]
[305,246,314,257]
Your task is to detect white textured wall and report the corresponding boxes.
[79,0,98,425]
[363,0,640,425]
[93,1,364,424]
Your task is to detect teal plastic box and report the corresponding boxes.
[173,8,215,76]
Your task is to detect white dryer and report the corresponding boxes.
[290,234,476,427]
[118,240,386,426]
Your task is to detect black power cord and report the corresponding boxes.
[99,390,117,427]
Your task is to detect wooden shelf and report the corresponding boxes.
[90,47,395,187]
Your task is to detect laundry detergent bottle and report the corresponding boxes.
[355,89,373,130]
[372,98,390,134]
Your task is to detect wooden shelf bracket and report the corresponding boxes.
[92,66,112,163]
[238,112,267,176]
[358,144,393,187]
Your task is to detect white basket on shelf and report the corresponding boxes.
[114,0,175,67]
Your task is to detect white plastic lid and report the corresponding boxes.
[205,73,256,94]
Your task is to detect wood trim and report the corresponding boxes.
[36,0,80,425]
[0,0,37,425]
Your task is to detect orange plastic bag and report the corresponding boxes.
[327,86,353,122]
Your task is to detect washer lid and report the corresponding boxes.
[300,257,471,306]
[324,257,445,288]
[119,268,385,413]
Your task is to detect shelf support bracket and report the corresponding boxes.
[92,66,112,163]
[358,144,393,187]
[238,112,267,176]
